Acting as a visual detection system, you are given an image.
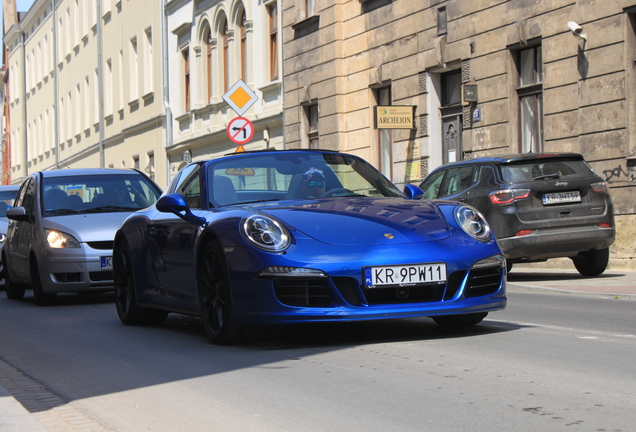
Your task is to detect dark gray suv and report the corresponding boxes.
[418,153,615,276]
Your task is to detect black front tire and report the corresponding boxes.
[572,247,609,277]
[114,239,168,325]
[199,241,243,345]
[4,255,25,300]
[432,312,488,327]
[31,259,56,306]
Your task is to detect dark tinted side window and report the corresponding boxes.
[439,166,475,197]
[174,164,202,209]
[420,170,446,199]
[21,177,36,217]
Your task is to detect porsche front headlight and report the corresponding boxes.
[45,229,81,248]
[454,206,491,242]
[241,215,291,252]
[0,234,6,243]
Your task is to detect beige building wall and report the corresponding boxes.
[165,0,284,181]
[5,0,168,187]
[282,0,636,269]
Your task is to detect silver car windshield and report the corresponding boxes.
[42,174,161,215]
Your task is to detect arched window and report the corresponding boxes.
[239,10,247,82]
[221,17,229,92]
[203,26,212,102]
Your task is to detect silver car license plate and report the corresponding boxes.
[364,263,446,288]
[542,191,581,205]
[101,256,113,270]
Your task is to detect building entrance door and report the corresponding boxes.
[441,110,462,164]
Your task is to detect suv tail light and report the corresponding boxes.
[488,189,531,205]
[591,181,610,195]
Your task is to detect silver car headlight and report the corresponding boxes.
[45,229,81,248]
[241,215,291,252]
[0,233,6,243]
[454,206,492,242]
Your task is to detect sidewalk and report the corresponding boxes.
[0,385,48,432]
[2,268,635,432]
[507,268,636,298]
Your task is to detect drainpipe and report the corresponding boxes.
[96,0,104,167]
[52,0,59,169]
[161,0,172,176]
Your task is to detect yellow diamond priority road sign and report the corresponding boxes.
[223,79,259,116]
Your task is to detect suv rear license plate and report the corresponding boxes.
[542,191,581,205]
[364,263,446,288]
[101,256,113,270]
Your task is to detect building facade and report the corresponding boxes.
[3,0,169,186]
[3,0,282,189]
[282,0,636,269]
[165,0,283,175]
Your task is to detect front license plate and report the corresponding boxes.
[542,191,581,205]
[364,263,447,288]
[101,256,113,270]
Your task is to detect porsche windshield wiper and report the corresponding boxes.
[83,206,139,212]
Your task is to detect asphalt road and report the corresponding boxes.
[1,289,635,432]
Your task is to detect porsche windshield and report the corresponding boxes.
[208,152,402,206]
[42,174,161,215]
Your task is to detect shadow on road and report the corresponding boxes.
[0,291,523,416]
[507,271,624,283]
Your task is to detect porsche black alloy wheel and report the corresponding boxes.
[114,240,167,325]
[432,312,488,327]
[199,241,243,345]
[3,254,25,300]
[31,259,56,306]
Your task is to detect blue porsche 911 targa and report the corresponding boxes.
[113,150,506,344]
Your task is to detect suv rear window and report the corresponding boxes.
[500,159,596,182]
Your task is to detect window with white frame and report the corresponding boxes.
[516,44,543,153]
[144,27,153,95]
[203,25,212,102]
[129,37,139,101]
[268,2,278,81]
[305,0,315,18]
[93,69,99,125]
[84,76,90,131]
[375,86,392,178]
[239,9,247,82]
[183,48,190,112]
[221,16,229,92]
[75,84,81,137]
[118,50,124,111]
[304,103,318,149]
[105,58,113,115]
[146,153,155,181]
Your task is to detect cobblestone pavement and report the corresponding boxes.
[0,358,108,432]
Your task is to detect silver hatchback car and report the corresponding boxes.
[0,184,21,286]
[3,168,161,305]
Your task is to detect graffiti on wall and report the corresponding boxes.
[603,163,636,184]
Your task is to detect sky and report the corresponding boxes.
[1,0,37,50]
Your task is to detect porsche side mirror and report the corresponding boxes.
[156,193,189,214]
[403,184,424,200]
[156,193,207,227]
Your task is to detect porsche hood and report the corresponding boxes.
[259,197,451,246]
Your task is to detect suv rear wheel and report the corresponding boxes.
[571,247,609,277]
